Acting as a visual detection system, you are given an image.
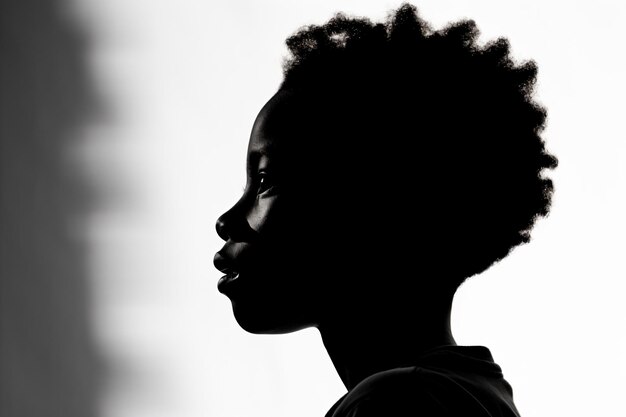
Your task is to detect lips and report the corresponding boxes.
[214,249,245,295]
[217,269,239,287]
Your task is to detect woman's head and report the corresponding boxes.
[214,3,557,334]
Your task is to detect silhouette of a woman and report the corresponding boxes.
[214,4,557,416]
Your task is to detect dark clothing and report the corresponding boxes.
[325,346,520,417]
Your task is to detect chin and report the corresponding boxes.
[231,300,316,335]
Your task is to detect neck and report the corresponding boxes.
[317,293,456,390]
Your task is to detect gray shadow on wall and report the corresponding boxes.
[1,1,101,416]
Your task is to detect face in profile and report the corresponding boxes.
[214,89,337,334]
[214,7,558,371]
[213,89,461,335]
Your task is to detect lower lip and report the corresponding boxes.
[217,272,241,294]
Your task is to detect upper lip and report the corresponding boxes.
[213,251,238,275]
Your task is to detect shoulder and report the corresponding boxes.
[334,367,449,417]
[333,366,498,417]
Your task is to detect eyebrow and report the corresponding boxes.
[248,148,266,163]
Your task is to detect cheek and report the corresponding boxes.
[244,192,325,279]
[246,194,279,234]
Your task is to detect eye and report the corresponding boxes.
[257,171,275,195]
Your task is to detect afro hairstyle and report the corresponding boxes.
[275,3,558,288]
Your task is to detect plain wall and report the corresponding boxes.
[0,0,99,416]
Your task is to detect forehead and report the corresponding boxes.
[247,89,304,157]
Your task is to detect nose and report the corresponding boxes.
[215,201,254,243]
[215,212,231,242]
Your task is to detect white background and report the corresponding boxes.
[76,1,626,416]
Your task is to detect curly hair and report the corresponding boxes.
[276,3,557,288]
